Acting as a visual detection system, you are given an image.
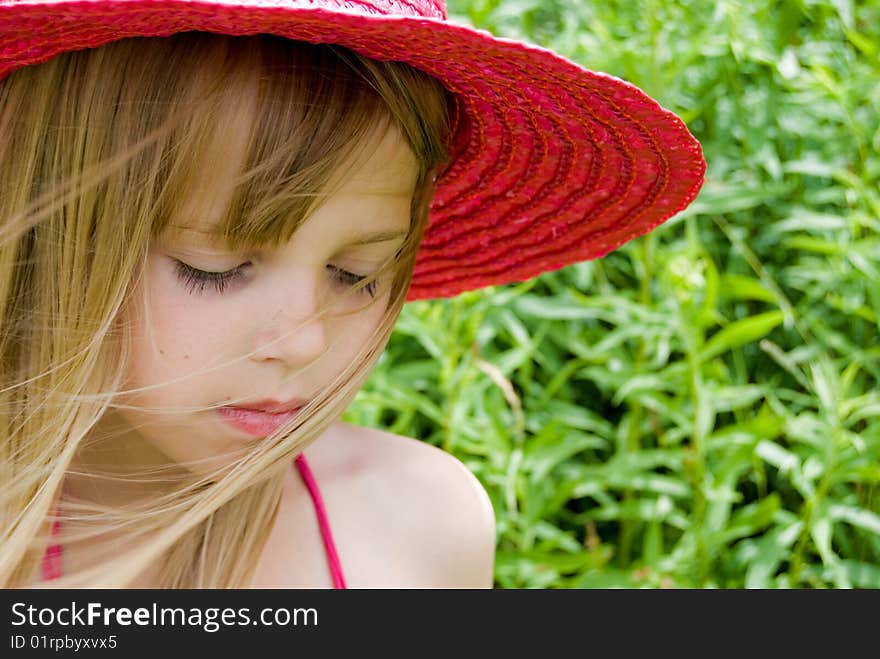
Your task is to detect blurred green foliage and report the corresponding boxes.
[344,0,880,587]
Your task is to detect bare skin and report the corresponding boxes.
[250,422,496,588]
[42,422,496,588]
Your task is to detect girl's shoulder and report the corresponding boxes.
[263,421,496,588]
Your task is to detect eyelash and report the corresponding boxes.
[329,266,379,298]
[172,261,378,298]
[173,261,248,295]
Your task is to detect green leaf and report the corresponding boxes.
[495,550,608,574]
[701,311,785,362]
[784,236,843,255]
[523,431,606,483]
[718,274,777,304]
[513,294,603,321]
[743,521,804,588]
[837,560,880,589]
[828,505,880,536]
[755,440,799,473]
[571,569,645,589]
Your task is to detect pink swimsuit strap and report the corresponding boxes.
[41,453,347,588]
[40,517,63,581]
[293,453,347,589]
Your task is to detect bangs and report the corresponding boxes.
[153,34,450,253]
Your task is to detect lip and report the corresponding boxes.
[230,398,308,413]
[216,405,304,437]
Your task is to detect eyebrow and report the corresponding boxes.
[349,229,409,245]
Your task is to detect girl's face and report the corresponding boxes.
[110,101,419,474]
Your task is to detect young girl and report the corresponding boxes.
[0,0,705,588]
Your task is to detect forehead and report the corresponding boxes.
[332,123,419,199]
[166,83,419,243]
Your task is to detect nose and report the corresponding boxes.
[250,279,328,372]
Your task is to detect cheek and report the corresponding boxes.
[342,295,392,352]
[123,260,230,396]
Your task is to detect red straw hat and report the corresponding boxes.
[0,0,705,301]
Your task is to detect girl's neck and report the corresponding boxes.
[50,410,182,586]
[66,409,186,509]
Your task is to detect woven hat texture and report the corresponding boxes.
[0,0,706,301]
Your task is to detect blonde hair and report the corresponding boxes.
[0,32,450,587]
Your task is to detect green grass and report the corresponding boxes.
[343,0,880,588]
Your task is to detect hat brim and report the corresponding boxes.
[0,1,706,300]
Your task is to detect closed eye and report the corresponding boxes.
[173,260,249,295]
[327,265,378,298]
[172,259,378,298]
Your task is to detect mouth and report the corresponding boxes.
[216,405,304,437]
[232,398,308,414]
